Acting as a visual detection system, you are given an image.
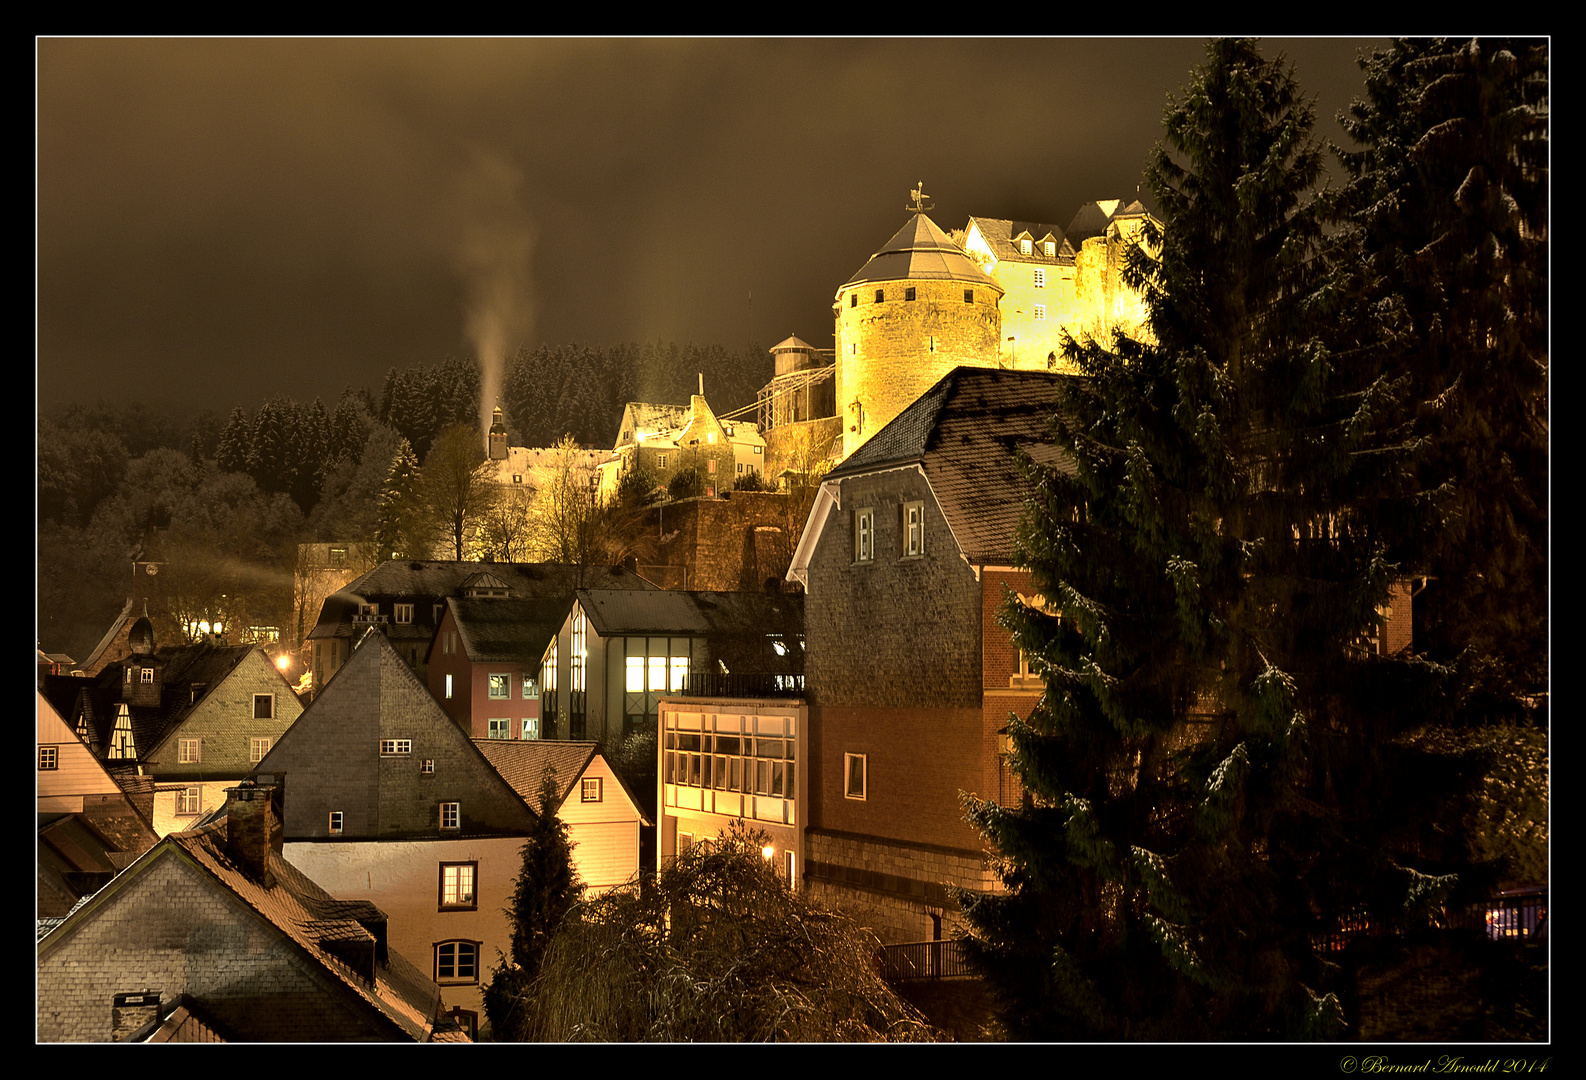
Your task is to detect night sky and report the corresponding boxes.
[37,38,1385,418]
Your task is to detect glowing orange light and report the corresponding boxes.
[761,845,775,861]
[276,655,291,671]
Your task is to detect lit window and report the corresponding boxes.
[330,546,347,566]
[1020,237,1032,255]
[903,501,924,557]
[513,474,522,483]
[1034,304,1046,321]
[380,739,412,755]
[1044,240,1056,257]
[626,656,645,693]
[855,508,874,563]
[253,693,274,719]
[177,787,202,815]
[435,941,479,984]
[845,753,867,800]
[905,286,917,301]
[582,777,603,803]
[753,445,762,455]
[38,746,58,771]
[140,667,155,685]
[488,718,509,739]
[1033,268,1045,288]
[179,738,201,764]
[440,863,477,909]
[648,655,667,692]
[250,737,271,762]
[109,705,135,760]
[488,674,510,699]
[394,603,414,625]
[328,811,343,834]
[440,802,460,830]
[657,453,668,469]
[445,674,453,699]
[421,759,435,775]
[670,655,689,693]
[708,458,716,474]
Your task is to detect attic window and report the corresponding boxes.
[179,738,201,764]
[254,693,275,719]
[394,604,414,625]
[1044,240,1056,257]
[440,802,461,830]
[381,740,412,756]
[581,777,603,803]
[421,759,435,775]
[1020,238,1033,256]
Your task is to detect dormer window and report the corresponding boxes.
[1044,240,1056,257]
[140,667,154,685]
[109,705,134,760]
[1020,238,1033,256]
[394,603,414,625]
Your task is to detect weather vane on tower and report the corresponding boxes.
[907,182,932,214]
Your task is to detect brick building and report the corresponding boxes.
[788,366,1063,943]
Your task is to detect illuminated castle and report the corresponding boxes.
[768,186,1157,461]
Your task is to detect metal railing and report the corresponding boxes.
[879,939,974,982]
[1313,886,1548,952]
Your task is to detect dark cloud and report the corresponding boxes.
[37,37,1384,416]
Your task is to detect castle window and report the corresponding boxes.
[850,343,857,355]
[1020,238,1033,256]
[1033,268,1045,288]
[905,287,916,301]
[964,289,974,303]
[850,293,857,308]
[1034,304,1047,321]
[875,289,884,303]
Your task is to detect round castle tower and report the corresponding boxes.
[833,206,1001,458]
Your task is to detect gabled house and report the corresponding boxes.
[42,616,305,835]
[427,594,570,740]
[472,739,649,892]
[596,392,744,501]
[786,366,1066,943]
[538,587,805,744]
[307,559,654,696]
[255,629,539,1032]
[37,781,449,1042]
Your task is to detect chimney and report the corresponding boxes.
[224,780,279,887]
[111,991,162,1041]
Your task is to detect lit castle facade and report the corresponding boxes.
[761,187,1156,464]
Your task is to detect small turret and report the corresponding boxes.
[488,406,508,461]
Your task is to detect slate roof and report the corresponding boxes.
[576,588,805,640]
[310,561,654,643]
[447,595,571,665]
[38,820,443,1041]
[1064,197,1151,247]
[843,213,998,289]
[825,367,1077,565]
[966,216,1076,263]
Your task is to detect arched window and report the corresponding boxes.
[435,940,480,984]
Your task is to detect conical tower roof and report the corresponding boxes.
[841,213,996,289]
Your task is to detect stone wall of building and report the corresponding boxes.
[640,490,799,592]
[835,278,1001,458]
[37,851,394,1042]
[803,828,996,945]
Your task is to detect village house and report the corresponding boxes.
[41,614,305,836]
[37,780,451,1042]
[595,388,757,502]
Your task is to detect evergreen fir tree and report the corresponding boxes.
[483,765,584,1041]
[960,39,1449,1040]
[375,439,424,561]
[216,406,251,475]
[1327,38,1548,705]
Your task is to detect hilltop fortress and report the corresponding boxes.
[760,190,1156,469]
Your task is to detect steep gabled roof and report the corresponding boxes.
[820,367,1076,566]
[256,631,537,839]
[473,739,651,827]
[843,213,998,289]
[38,821,442,1041]
[965,216,1075,264]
